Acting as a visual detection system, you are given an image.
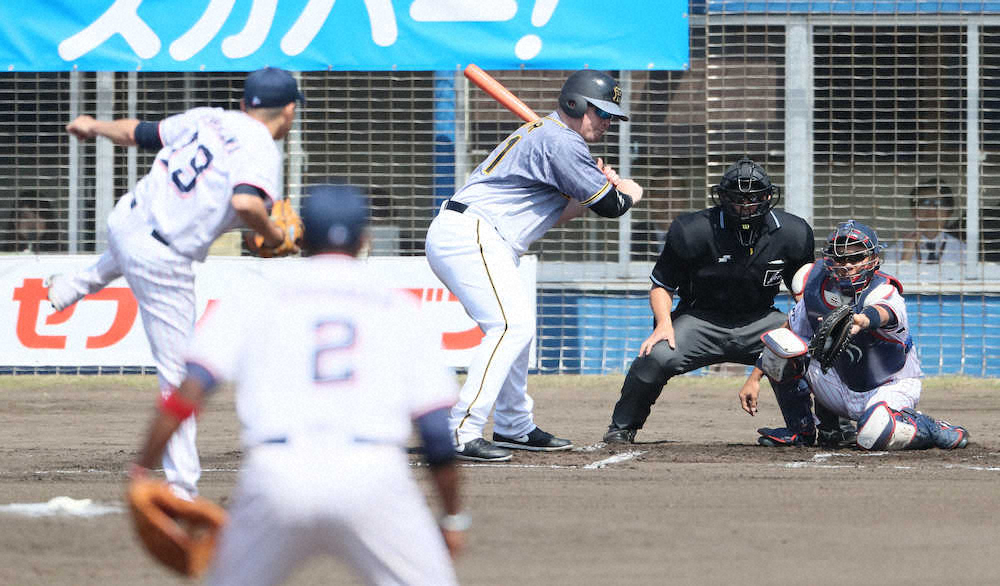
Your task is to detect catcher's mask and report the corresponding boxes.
[711,157,779,223]
[558,70,629,121]
[823,220,882,297]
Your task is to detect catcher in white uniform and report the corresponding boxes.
[739,220,969,450]
[132,184,465,586]
[49,68,304,497]
[425,70,645,462]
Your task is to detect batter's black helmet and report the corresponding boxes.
[558,70,629,121]
[711,157,779,221]
[301,183,370,253]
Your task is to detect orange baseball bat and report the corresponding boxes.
[463,64,539,123]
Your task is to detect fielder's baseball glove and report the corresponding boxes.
[127,476,228,577]
[246,198,303,257]
[808,303,855,373]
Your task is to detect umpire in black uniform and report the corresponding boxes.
[602,157,854,446]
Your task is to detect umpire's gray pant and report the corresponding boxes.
[608,309,787,432]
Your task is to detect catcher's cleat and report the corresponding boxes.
[817,427,858,449]
[757,427,816,447]
[934,420,970,450]
[602,427,637,445]
[455,438,512,462]
[493,427,572,451]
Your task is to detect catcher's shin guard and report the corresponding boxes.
[758,378,816,447]
[856,402,969,450]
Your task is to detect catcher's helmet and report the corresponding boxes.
[823,220,882,297]
[711,157,778,222]
[301,184,370,253]
[558,70,629,121]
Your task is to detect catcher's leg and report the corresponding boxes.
[757,378,817,447]
[857,401,969,450]
[815,401,857,449]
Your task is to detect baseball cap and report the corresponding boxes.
[301,184,370,252]
[243,67,305,108]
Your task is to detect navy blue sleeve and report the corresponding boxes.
[233,184,269,199]
[184,361,220,395]
[133,121,163,151]
[415,406,455,467]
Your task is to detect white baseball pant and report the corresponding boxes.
[205,440,458,586]
[425,209,535,446]
[103,203,201,495]
[806,360,922,421]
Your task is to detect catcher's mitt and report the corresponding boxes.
[246,198,302,258]
[127,476,228,577]
[808,303,855,372]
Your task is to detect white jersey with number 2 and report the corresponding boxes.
[187,255,460,586]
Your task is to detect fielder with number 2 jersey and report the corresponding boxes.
[132,185,465,586]
[48,68,304,498]
[425,70,644,462]
[739,220,969,451]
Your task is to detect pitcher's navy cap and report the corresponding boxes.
[302,184,370,251]
[243,67,305,108]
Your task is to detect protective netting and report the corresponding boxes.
[1,12,998,375]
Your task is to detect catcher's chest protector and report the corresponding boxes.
[802,268,910,391]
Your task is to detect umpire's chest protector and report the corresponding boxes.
[802,266,911,391]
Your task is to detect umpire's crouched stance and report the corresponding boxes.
[602,157,854,447]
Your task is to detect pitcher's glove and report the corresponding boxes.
[127,474,228,577]
[808,303,854,373]
[246,198,302,258]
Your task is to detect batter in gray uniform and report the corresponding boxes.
[603,158,856,447]
[425,70,645,462]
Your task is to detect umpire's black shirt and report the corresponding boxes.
[650,206,814,326]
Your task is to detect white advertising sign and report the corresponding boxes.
[0,255,536,370]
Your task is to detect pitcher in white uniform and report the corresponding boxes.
[131,184,465,586]
[425,70,645,461]
[48,67,304,497]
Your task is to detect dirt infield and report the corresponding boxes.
[1,374,998,586]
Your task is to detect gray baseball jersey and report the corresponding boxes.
[452,110,616,255]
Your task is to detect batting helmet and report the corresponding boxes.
[558,70,629,121]
[711,157,779,222]
[823,220,882,298]
[301,184,370,253]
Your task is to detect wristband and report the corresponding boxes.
[439,512,471,532]
[860,306,882,330]
[158,390,199,421]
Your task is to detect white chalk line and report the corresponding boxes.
[584,450,645,469]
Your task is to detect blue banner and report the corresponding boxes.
[0,0,689,72]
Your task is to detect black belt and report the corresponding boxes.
[151,229,170,246]
[445,200,468,213]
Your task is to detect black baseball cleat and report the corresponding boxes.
[602,427,636,444]
[455,438,512,462]
[493,427,572,451]
[757,427,817,447]
[817,427,858,449]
